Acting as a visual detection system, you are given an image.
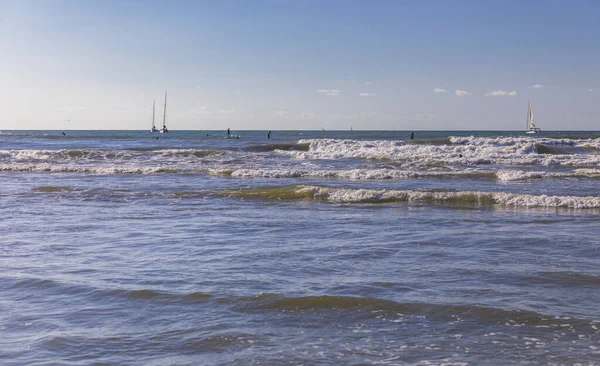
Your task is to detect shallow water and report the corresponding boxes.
[1,130,599,365]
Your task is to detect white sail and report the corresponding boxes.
[526,101,541,134]
[151,99,158,132]
[160,90,169,133]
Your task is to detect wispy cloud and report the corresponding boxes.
[299,112,317,118]
[272,110,290,117]
[190,106,208,114]
[359,92,376,97]
[528,84,544,89]
[317,89,342,96]
[484,90,517,97]
[455,90,471,97]
[590,88,596,92]
[433,88,447,93]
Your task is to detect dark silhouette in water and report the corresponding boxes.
[410,132,414,140]
[62,132,66,136]
[227,128,231,137]
[268,131,272,139]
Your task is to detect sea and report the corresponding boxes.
[1,129,599,365]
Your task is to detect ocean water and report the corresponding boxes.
[1,129,599,365]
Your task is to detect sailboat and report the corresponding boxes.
[150,99,158,132]
[160,90,169,133]
[525,100,541,134]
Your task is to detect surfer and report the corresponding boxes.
[267,131,272,139]
[62,132,66,136]
[227,128,231,137]
[410,132,414,140]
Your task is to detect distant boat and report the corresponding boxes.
[160,90,169,133]
[150,99,158,132]
[525,100,541,134]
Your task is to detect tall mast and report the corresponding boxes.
[527,101,531,130]
[163,90,167,128]
[152,99,156,128]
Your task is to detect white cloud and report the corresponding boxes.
[299,112,317,118]
[528,84,544,89]
[590,88,596,92]
[433,88,447,93]
[272,110,290,117]
[317,89,342,96]
[484,90,517,97]
[359,92,376,97]
[455,90,471,97]
[190,106,208,114]
[365,81,371,85]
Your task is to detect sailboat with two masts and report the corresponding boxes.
[150,99,158,132]
[525,100,541,134]
[160,90,169,133]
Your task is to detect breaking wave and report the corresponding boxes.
[243,142,310,152]
[208,167,495,180]
[0,148,223,162]
[0,163,184,174]
[281,137,600,167]
[224,185,600,209]
[210,167,600,182]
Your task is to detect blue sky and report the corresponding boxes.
[1,0,599,130]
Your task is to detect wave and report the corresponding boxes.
[211,167,600,181]
[534,144,597,155]
[282,137,600,167]
[0,163,184,174]
[231,294,592,327]
[32,185,81,192]
[109,289,212,303]
[208,167,495,180]
[244,142,310,152]
[4,276,594,329]
[521,271,600,286]
[223,185,600,209]
[4,276,213,304]
[0,148,223,162]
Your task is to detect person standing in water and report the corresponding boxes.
[410,132,414,140]
[227,128,231,137]
[267,131,272,139]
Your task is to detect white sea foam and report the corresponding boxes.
[0,163,182,174]
[0,148,221,162]
[293,185,600,208]
[282,137,600,167]
[210,167,600,182]
[207,168,490,180]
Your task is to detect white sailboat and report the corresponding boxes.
[160,90,169,133]
[150,99,158,132]
[525,100,541,134]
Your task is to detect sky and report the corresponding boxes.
[1,0,599,130]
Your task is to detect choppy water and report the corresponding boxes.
[1,129,599,365]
